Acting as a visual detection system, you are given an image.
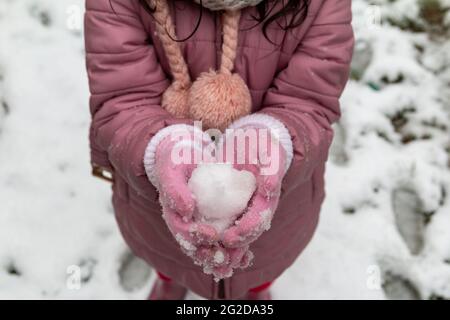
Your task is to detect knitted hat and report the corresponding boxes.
[150,0,252,131]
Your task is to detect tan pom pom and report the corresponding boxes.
[161,83,191,118]
[188,70,252,131]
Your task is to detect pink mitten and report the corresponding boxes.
[163,198,253,279]
[190,244,254,280]
[218,115,293,248]
[162,203,219,247]
[212,246,254,279]
[144,125,217,246]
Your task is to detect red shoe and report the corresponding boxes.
[242,281,272,300]
[245,288,272,300]
[148,277,187,300]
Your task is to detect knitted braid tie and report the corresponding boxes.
[150,0,251,131]
[151,0,192,118]
[220,10,240,75]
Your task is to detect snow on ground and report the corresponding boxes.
[0,0,449,300]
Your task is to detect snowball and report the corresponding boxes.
[188,163,256,233]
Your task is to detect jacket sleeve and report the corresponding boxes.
[258,0,354,189]
[85,0,189,199]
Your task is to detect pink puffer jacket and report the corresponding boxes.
[85,0,354,299]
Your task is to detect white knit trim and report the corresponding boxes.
[228,114,294,173]
[143,124,208,187]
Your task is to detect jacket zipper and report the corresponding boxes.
[215,11,225,300]
[218,279,225,299]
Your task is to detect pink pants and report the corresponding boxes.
[157,271,273,293]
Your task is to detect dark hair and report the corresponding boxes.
[137,0,309,43]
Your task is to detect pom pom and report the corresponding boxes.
[188,70,251,131]
[161,83,191,118]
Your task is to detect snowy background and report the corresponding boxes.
[0,0,449,300]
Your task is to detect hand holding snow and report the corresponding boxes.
[188,163,256,233]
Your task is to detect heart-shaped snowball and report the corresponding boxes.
[188,163,256,233]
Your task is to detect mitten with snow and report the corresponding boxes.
[144,124,218,247]
[218,114,293,248]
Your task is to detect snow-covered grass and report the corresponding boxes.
[0,0,449,300]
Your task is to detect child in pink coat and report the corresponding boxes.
[85,0,354,299]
